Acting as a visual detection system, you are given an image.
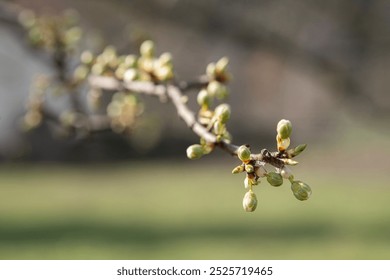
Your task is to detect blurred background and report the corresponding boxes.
[0,0,389,259]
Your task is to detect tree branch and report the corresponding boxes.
[87,75,285,168]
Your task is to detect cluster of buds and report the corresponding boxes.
[232,119,312,212]
[72,40,176,136]
[106,92,144,134]
[138,40,174,81]
[187,58,233,160]
[75,40,174,85]
[22,76,49,130]
[18,9,82,52]
[197,57,230,125]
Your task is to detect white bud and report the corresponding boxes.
[140,40,155,57]
[242,191,258,212]
[123,69,138,82]
[215,57,229,74]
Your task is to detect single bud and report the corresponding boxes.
[291,180,312,201]
[213,121,225,135]
[214,104,230,123]
[101,46,117,65]
[277,135,290,151]
[237,145,251,162]
[206,62,216,78]
[277,119,292,139]
[154,65,174,81]
[266,172,283,187]
[244,176,250,189]
[243,190,258,212]
[123,55,138,68]
[80,51,94,65]
[207,80,228,99]
[291,144,307,157]
[245,164,254,173]
[255,165,267,177]
[73,65,89,81]
[197,89,211,108]
[232,165,244,174]
[157,52,173,66]
[91,63,105,75]
[215,57,229,74]
[23,110,42,129]
[138,57,154,73]
[186,144,204,159]
[286,144,307,158]
[140,40,155,57]
[280,166,293,179]
[123,69,139,83]
[282,158,299,166]
[244,174,258,189]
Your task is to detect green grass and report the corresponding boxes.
[0,159,389,259]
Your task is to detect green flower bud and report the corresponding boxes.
[207,80,228,99]
[277,119,292,139]
[286,144,307,158]
[243,190,258,212]
[197,89,211,108]
[213,121,225,135]
[245,164,254,173]
[291,180,312,201]
[186,144,204,159]
[291,144,307,157]
[140,40,155,57]
[214,104,230,123]
[237,145,251,162]
[232,165,244,174]
[266,172,283,187]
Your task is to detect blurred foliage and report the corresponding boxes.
[1,0,390,160]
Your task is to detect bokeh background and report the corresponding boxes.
[0,0,390,259]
